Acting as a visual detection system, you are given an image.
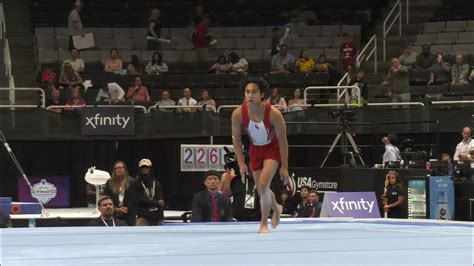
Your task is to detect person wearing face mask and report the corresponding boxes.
[131,159,165,226]
[427,53,451,85]
[88,196,128,227]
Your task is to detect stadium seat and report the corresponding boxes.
[245,27,265,38]
[95,38,116,50]
[80,51,100,63]
[209,27,228,39]
[430,44,452,55]
[321,25,341,36]
[235,38,255,49]
[301,25,322,37]
[457,32,474,43]
[38,50,58,64]
[254,38,271,49]
[227,27,246,38]
[36,38,56,51]
[313,36,333,48]
[423,21,446,33]
[115,38,134,50]
[341,25,361,36]
[112,28,131,39]
[35,27,55,38]
[435,32,459,44]
[292,37,315,49]
[54,27,69,38]
[444,20,468,32]
[415,33,437,45]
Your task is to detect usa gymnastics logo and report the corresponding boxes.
[31,179,57,204]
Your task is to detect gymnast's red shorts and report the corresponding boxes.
[249,141,281,172]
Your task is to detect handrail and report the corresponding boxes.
[356,34,377,74]
[46,105,148,113]
[367,102,425,107]
[0,105,39,109]
[287,104,312,112]
[1,4,14,89]
[337,72,351,87]
[148,105,216,113]
[431,101,474,105]
[383,0,402,61]
[0,88,45,108]
[304,86,361,107]
[216,104,287,113]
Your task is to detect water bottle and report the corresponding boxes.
[28,218,36,228]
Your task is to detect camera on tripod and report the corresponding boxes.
[328,108,357,123]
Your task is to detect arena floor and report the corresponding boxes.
[1,218,472,266]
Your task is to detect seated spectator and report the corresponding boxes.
[348,70,368,106]
[285,4,319,27]
[228,52,249,73]
[46,87,64,113]
[126,76,150,102]
[280,190,295,215]
[288,88,306,112]
[96,82,125,103]
[308,190,322,218]
[198,90,217,112]
[266,88,287,112]
[470,71,474,83]
[415,45,435,70]
[271,44,296,73]
[177,87,198,113]
[295,186,311,217]
[314,55,333,73]
[427,53,450,85]
[296,49,315,72]
[145,52,168,75]
[40,66,58,86]
[127,55,144,75]
[88,196,128,227]
[399,45,417,69]
[210,55,230,74]
[191,170,233,222]
[59,62,83,89]
[63,47,85,73]
[451,54,470,85]
[65,85,86,111]
[155,90,176,112]
[104,48,125,74]
[340,33,357,73]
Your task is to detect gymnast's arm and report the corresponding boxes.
[231,107,246,171]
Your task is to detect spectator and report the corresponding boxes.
[155,90,176,112]
[280,190,295,215]
[190,5,205,27]
[86,183,105,208]
[314,54,333,73]
[104,161,136,226]
[132,159,165,226]
[177,87,198,113]
[451,54,470,85]
[348,70,368,106]
[191,170,233,222]
[127,55,144,75]
[296,49,315,72]
[382,134,401,165]
[453,127,473,161]
[441,153,454,176]
[382,58,410,106]
[270,27,290,57]
[59,62,83,89]
[382,171,407,219]
[210,55,230,74]
[427,53,450,85]
[147,8,161,51]
[271,44,296,73]
[104,48,124,74]
[399,45,417,69]
[145,52,168,75]
[0,211,12,228]
[340,33,357,73]
[65,86,86,111]
[295,186,311,217]
[88,196,128,227]
[63,48,85,73]
[192,15,210,62]
[308,190,322,218]
[415,45,435,70]
[287,88,306,112]
[228,52,249,73]
[67,1,82,51]
[46,87,64,113]
[266,88,287,112]
[40,66,57,86]
[198,90,217,112]
[469,71,474,83]
[126,76,150,102]
[285,4,319,27]
[96,82,125,103]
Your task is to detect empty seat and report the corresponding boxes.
[91,28,113,38]
[243,50,263,61]
[264,26,278,37]
[341,25,361,36]
[227,27,246,38]
[38,50,58,63]
[423,21,446,33]
[307,48,325,58]
[170,28,192,39]
[114,37,134,50]
[175,39,194,50]
[430,44,452,55]
[467,20,474,31]
[163,51,183,63]
[35,27,54,38]
[321,25,341,36]
[224,50,244,58]
[324,48,339,60]
[292,37,314,48]
[332,36,344,48]
[235,38,255,49]
[209,27,228,39]
[54,27,69,38]
[112,28,131,38]
[217,39,235,50]
[132,38,147,50]
[415,33,437,45]
[254,38,271,49]
[457,32,474,43]
[313,36,333,48]
[98,50,111,62]
[445,20,468,32]
[36,38,56,50]
[449,84,471,94]
[409,69,430,85]
[245,27,265,38]
[56,38,69,51]
[58,50,70,61]
[436,32,459,44]
[140,51,155,62]
[131,28,148,39]
[301,25,322,36]
[452,44,473,54]
[80,51,100,63]
[95,38,116,50]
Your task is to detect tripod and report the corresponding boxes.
[320,122,365,167]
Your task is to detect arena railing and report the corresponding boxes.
[383,0,402,61]
[1,3,15,90]
[356,34,377,74]
[304,86,361,107]
[46,105,148,113]
[366,102,425,107]
[431,100,474,106]
[216,105,287,113]
[0,88,45,108]
[148,105,216,113]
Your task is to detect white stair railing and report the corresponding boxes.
[356,34,378,74]
[383,0,402,61]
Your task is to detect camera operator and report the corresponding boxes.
[454,127,473,162]
[382,134,401,165]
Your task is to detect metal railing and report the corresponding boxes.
[367,102,425,107]
[356,34,377,74]
[383,0,402,61]
[431,100,474,105]
[148,105,216,113]
[216,104,287,113]
[46,105,147,113]
[0,88,46,108]
[0,4,14,90]
[304,86,361,107]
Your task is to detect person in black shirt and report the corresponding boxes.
[295,186,312,217]
[348,70,368,106]
[147,8,162,51]
[383,171,407,218]
[88,196,128,227]
[280,190,295,215]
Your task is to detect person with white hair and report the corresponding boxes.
[68,0,82,50]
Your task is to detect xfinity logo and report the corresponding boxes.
[297,176,338,190]
[331,197,374,214]
[85,113,131,129]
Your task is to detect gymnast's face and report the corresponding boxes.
[244,83,262,104]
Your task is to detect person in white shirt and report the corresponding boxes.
[382,134,401,165]
[95,83,125,103]
[177,87,198,113]
[454,127,473,161]
[63,48,85,73]
[68,1,82,50]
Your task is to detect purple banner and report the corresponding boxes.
[18,176,70,207]
[320,192,380,218]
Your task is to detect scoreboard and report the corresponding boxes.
[180,145,235,172]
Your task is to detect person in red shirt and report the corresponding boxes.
[192,15,210,62]
[126,75,150,102]
[340,33,357,73]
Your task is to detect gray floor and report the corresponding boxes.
[1,219,473,266]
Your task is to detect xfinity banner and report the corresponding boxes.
[81,107,135,135]
[320,192,380,218]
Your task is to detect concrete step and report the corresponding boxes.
[8,38,34,49]
[5,27,33,38]
[13,74,37,87]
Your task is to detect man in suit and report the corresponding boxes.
[88,196,127,227]
[191,170,233,222]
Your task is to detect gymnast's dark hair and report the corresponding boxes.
[239,76,269,97]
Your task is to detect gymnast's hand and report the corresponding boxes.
[239,163,249,183]
[280,168,289,185]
